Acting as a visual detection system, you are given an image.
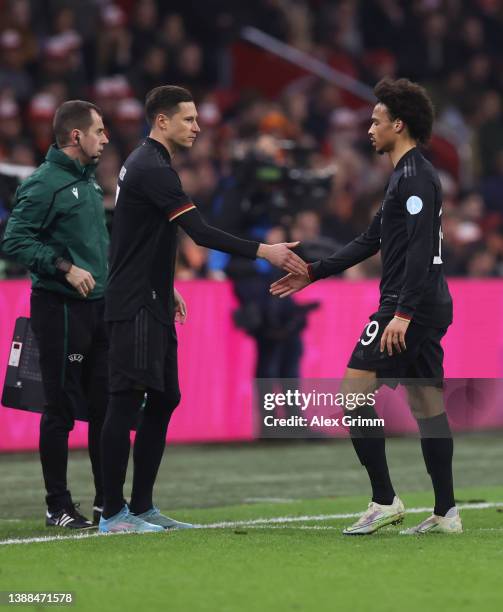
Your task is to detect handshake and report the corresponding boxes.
[256,241,312,298]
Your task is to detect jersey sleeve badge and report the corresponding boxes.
[406,196,423,215]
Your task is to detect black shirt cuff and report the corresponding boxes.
[307,261,323,282]
[54,257,72,281]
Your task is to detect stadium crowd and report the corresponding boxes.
[0,0,502,279]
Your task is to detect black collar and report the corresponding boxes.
[145,137,172,163]
[395,146,418,169]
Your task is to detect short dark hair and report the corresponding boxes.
[53,100,102,146]
[374,78,434,145]
[145,85,193,126]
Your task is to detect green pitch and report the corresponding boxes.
[1,435,502,612]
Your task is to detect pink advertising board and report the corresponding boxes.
[1,279,502,451]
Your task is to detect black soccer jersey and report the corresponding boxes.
[105,137,259,326]
[105,138,197,325]
[309,147,453,328]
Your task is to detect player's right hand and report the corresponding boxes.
[258,242,308,275]
[65,265,96,297]
[270,272,311,298]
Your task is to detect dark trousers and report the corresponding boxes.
[255,333,303,436]
[30,290,108,513]
[256,333,303,379]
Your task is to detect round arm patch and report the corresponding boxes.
[406,196,423,215]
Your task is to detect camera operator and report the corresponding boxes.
[208,134,337,432]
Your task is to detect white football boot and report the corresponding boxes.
[343,496,405,535]
[400,506,462,535]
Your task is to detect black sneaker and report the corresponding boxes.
[46,503,94,529]
[92,506,103,526]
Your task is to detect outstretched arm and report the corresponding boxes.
[308,208,382,281]
[176,208,307,275]
[270,208,382,298]
[140,165,307,275]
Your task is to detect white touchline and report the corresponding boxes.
[1,502,502,546]
[243,497,297,503]
[197,501,503,529]
[0,530,151,546]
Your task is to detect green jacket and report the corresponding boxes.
[1,145,109,299]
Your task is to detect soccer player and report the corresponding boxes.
[2,101,110,528]
[270,78,462,535]
[99,85,307,533]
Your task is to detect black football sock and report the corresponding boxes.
[417,413,455,517]
[86,376,107,510]
[101,390,143,519]
[129,389,179,516]
[39,408,73,513]
[348,404,395,506]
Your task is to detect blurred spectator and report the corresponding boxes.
[94,75,132,123]
[362,49,397,84]
[38,34,86,99]
[3,0,37,65]
[466,248,498,277]
[0,97,22,160]
[110,97,145,155]
[129,45,173,100]
[457,16,487,63]
[96,4,131,76]
[130,0,159,62]
[481,151,503,213]
[477,91,503,178]
[173,42,209,95]
[305,83,342,143]
[253,0,289,41]
[8,141,36,167]
[0,29,34,102]
[158,13,187,55]
[27,92,58,164]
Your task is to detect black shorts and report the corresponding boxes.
[108,308,179,395]
[347,312,447,386]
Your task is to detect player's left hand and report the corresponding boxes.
[380,317,410,356]
[174,288,187,324]
[270,272,311,297]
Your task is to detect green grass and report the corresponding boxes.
[0,436,502,612]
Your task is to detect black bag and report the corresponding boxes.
[1,317,89,421]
